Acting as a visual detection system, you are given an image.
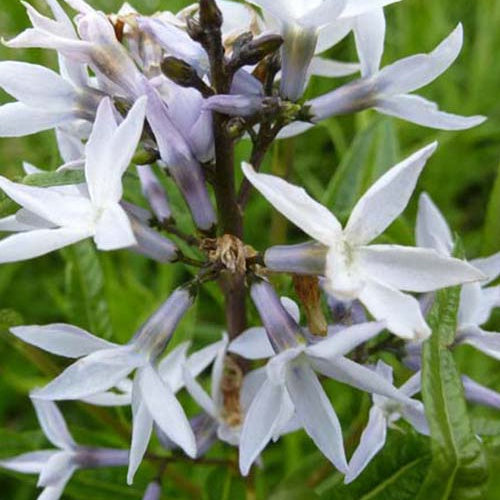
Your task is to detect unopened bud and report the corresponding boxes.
[231,34,283,70]
[199,0,223,29]
[161,57,214,96]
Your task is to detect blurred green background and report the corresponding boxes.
[0,0,500,498]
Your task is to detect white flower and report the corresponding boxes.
[345,361,428,484]
[12,288,198,483]
[0,399,128,500]
[0,97,146,263]
[416,192,500,357]
[243,143,485,339]
[309,24,486,130]
[248,0,401,100]
[232,281,416,476]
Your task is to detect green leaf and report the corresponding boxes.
[318,432,430,500]
[63,240,113,339]
[417,276,488,500]
[204,467,245,500]
[321,118,399,219]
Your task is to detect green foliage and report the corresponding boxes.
[418,275,488,499]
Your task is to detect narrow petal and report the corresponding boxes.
[138,364,196,458]
[340,0,402,18]
[10,324,116,358]
[0,102,73,137]
[416,192,453,255]
[38,452,74,487]
[242,162,341,246]
[457,326,500,361]
[33,346,143,400]
[86,97,147,207]
[0,176,92,228]
[360,245,484,292]
[471,252,500,285]
[0,61,76,109]
[94,204,136,251]
[462,375,500,409]
[0,451,55,474]
[127,373,153,485]
[239,379,288,476]
[306,321,385,359]
[228,327,275,360]
[182,365,217,418]
[400,371,422,398]
[376,25,463,95]
[156,342,190,393]
[353,9,385,77]
[308,57,359,78]
[0,227,90,264]
[32,399,75,450]
[344,407,386,484]
[312,356,412,404]
[376,94,486,131]
[400,401,429,435]
[344,143,437,246]
[359,280,431,339]
[286,360,348,472]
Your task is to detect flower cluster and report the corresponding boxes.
[0,0,496,498]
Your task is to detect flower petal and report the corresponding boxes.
[376,24,463,95]
[376,94,486,131]
[312,356,411,403]
[344,406,386,484]
[242,162,341,246]
[10,323,116,358]
[0,451,55,474]
[457,326,500,361]
[344,143,437,246]
[127,373,153,485]
[33,346,143,400]
[360,245,484,292]
[32,399,75,450]
[353,8,385,77]
[93,204,136,251]
[156,342,190,393]
[182,365,218,418]
[228,327,275,360]
[462,375,500,410]
[138,364,196,458]
[239,378,288,476]
[306,321,385,359]
[0,227,90,264]
[0,61,76,109]
[416,192,453,255]
[359,279,431,339]
[471,252,500,285]
[286,360,347,472]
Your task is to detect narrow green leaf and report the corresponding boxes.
[64,241,113,339]
[482,161,500,255]
[318,432,430,500]
[418,275,488,500]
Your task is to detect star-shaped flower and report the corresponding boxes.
[309,24,486,130]
[0,399,129,500]
[233,280,415,475]
[11,288,197,482]
[345,361,428,483]
[0,97,147,263]
[243,143,484,339]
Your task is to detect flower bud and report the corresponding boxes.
[143,481,162,500]
[76,448,129,468]
[250,280,303,352]
[265,241,327,275]
[137,165,172,222]
[199,0,223,29]
[231,34,283,69]
[129,216,178,263]
[131,288,194,359]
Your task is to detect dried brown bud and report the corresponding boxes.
[293,275,328,336]
[201,235,257,274]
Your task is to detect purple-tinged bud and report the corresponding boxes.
[199,0,223,29]
[204,95,264,117]
[231,69,264,96]
[462,376,500,409]
[131,288,194,359]
[231,34,283,70]
[280,25,317,102]
[250,280,303,352]
[157,412,218,457]
[144,84,217,231]
[76,447,129,468]
[265,241,327,275]
[326,295,367,327]
[308,79,376,122]
[161,57,213,97]
[137,165,172,222]
[143,481,162,500]
[129,217,178,263]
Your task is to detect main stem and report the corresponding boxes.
[200,0,246,339]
